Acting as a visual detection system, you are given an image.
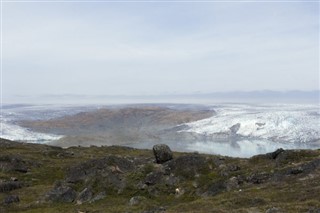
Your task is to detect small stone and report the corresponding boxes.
[306,207,320,213]
[90,192,106,203]
[290,167,304,175]
[266,207,282,213]
[10,177,18,181]
[129,196,146,206]
[226,176,239,191]
[247,172,270,184]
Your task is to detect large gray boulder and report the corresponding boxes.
[153,144,173,164]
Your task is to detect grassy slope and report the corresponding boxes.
[0,138,319,213]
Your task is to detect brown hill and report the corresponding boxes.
[19,106,214,147]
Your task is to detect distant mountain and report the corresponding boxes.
[4,90,319,104]
[185,90,320,103]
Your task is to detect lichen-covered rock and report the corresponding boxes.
[265,207,282,213]
[153,144,173,164]
[77,188,93,204]
[203,180,226,197]
[0,155,29,173]
[3,195,20,205]
[306,207,320,213]
[145,171,164,185]
[46,184,77,203]
[142,206,166,213]
[247,172,270,184]
[66,156,135,183]
[164,154,209,178]
[226,176,239,191]
[90,192,106,203]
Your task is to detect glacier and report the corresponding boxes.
[0,104,84,143]
[1,121,62,143]
[180,104,320,143]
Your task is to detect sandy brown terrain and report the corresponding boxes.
[19,106,214,147]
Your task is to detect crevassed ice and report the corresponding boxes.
[0,106,64,143]
[180,104,320,143]
[0,121,62,143]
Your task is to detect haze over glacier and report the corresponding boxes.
[1,2,319,158]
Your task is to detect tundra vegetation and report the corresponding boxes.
[0,138,319,213]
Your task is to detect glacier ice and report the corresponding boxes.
[180,104,320,143]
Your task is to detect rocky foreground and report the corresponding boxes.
[0,138,320,213]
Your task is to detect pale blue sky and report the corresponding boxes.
[2,1,319,102]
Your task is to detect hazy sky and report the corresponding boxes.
[2,1,319,101]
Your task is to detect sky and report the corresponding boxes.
[1,1,319,103]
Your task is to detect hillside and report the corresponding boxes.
[0,138,319,213]
[18,106,214,147]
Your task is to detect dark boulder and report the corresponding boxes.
[266,148,284,160]
[250,148,285,162]
[3,195,20,205]
[153,144,173,164]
